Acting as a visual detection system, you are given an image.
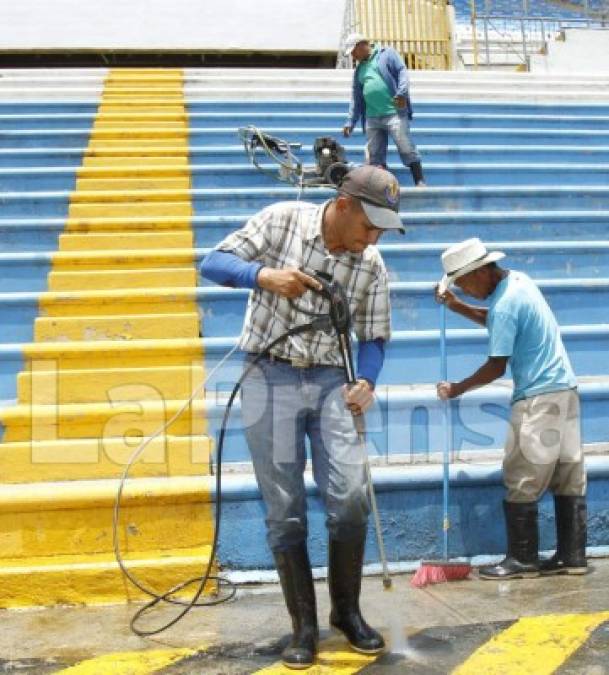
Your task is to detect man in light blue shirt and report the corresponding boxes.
[436,238,587,581]
[342,33,426,187]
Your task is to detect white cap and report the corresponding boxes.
[438,238,505,294]
[343,32,368,57]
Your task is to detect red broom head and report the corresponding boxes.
[410,562,472,588]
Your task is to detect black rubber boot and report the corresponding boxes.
[541,495,588,576]
[274,544,319,669]
[479,501,540,580]
[409,160,426,187]
[328,536,385,655]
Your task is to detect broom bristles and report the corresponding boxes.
[410,561,472,588]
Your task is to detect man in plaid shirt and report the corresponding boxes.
[200,165,402,668]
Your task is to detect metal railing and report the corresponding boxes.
[468,0,609,68]
[337,0,453,70]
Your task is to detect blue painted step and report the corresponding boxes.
[6,186,609,218]
[199,324,609,389]
[3,211,608,253]
[2,279,608,343]
[197,280,609,336]
[187,211,609,247]
[187,186,609,216]
[203,381,609,463]
[0,325,606,401]
[5,145,609,168]
[3,241,609,293]
[190,127,609,147]
[4,111,609,130]
[186,101,609,116]
[5,162,609,191]
[5,127,609,148]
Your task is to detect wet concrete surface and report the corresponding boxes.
[1,559,609,673]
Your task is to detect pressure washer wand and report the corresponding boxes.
[334,301,392,590]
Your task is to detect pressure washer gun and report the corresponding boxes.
[238,126,351,188]
[306,270,392,589]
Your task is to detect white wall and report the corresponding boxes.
[530,28,609,74]
[0,0,346,52]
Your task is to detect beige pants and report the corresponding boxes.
[503,388,587,503]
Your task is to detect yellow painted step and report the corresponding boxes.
[48,267,196,291]
[100,94,185,102]
[0,399,207,441]
[23,337,204,372]
[75,177,191,192]
[90,130,188,142]
[35,312,200,342]
[70,188,191,203]
[93,112,187,121]
[97,105,186,115]
[0,546,213,609]
[94,98,187,108]
[75,166,190,178]
[0,476,212,559]
[39,288,198,318]
[82,157,189,172]
[18,364,205,405]
[59,231,193,248]
[87,142,189,154]
[82,156,189,168]
[94,121,187,131]
[68,201,192,219]
[0,435,211,483]
[51,249,195,270]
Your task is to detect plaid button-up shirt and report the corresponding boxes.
[216,200,391,366]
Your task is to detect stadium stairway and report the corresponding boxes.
[1,68,609,605]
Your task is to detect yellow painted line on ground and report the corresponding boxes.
[453,611,609,675]
[55,645,200,675]
[253,639,377,675]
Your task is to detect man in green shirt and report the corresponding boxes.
[343,33,425,187]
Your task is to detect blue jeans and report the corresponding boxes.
[240,355,369,552]
[366,113,421,168]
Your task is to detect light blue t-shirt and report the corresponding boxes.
[487,271,577,403]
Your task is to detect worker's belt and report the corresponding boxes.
[256,353,321,369]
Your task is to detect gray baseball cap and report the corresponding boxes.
[339,165,404,233]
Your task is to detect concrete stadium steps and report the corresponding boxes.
[0,435,211,483]
[199,325,609,389]
[2,277,609,343]
[0,476,213,559]
[3,211,609,253]
[4,185,609,219]
[0,68,221,607]
[0,399,206,443]
[2,241,609,293]
[202,381,609,464]
[0,318,608,399]
[6,126,609,149]
[1,66,609,587]
[0,545,213,609]
[0,472,214,607]
[0,338,206,400]
[4,111,609,130]
[5,162,609,190]
[17,364,206,404]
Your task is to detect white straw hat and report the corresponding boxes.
[438,238,505,294]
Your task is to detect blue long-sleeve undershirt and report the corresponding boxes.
[199,249,386,385]
[200,249,264,289]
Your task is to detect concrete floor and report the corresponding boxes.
[2,560,609,673]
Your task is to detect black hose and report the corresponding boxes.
[118,318,331,636]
